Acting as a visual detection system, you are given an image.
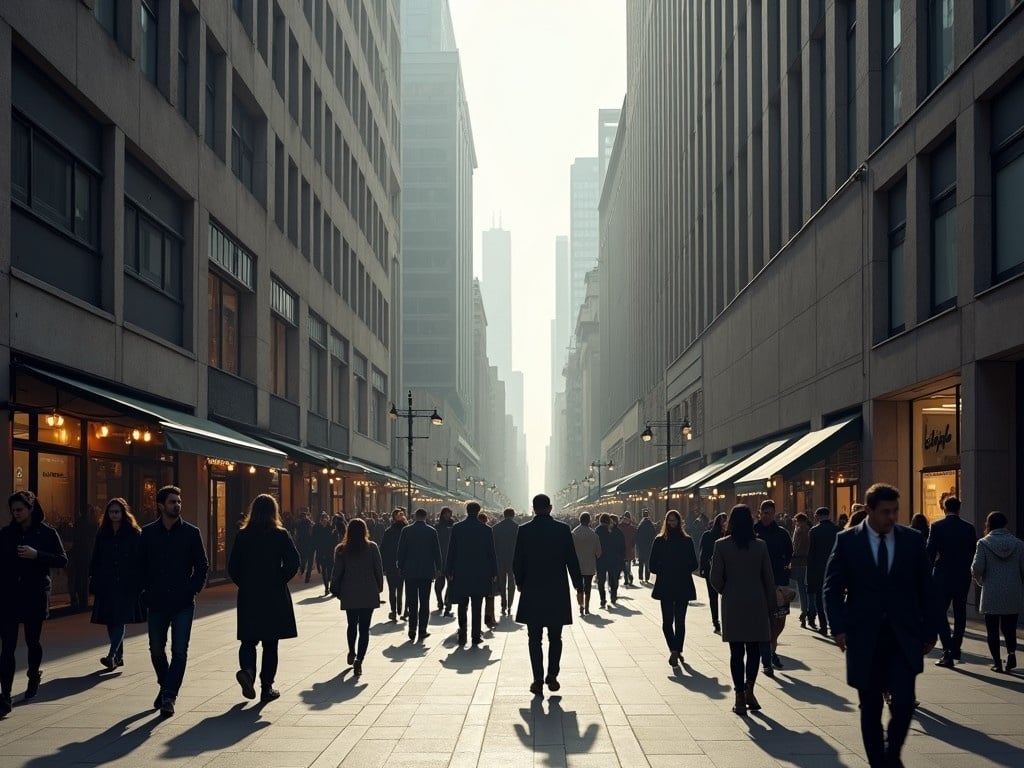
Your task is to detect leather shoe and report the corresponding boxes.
[530,680,543,695]
[545,675,560,692]
[935,653,955,668]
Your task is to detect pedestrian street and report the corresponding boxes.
[1,578,1023,768]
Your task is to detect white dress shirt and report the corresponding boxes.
[864,521,894,570]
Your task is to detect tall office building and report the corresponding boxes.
[569,158,599,327]
[598,108,621,191]
[551,235,570,394]
[401,0,477,427]
[480,225,513,380]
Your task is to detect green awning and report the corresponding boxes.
[260,437,334,466]
[668,447,758,491]
[697,439,793,493]
[20,365,286,468]
[614,451,702,495]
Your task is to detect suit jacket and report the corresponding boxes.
[513,514,581,626]
[823,522,938,689]
[492,518,520,571]
[807,519,840,589]
[446,516,497,599]
[926,514,978,591]
[397,520,443,581]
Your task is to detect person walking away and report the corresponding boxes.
[89,498,145,671]
[634,510,656,583]
[685,511,704,559]
[330,518,383,676]
[596,514,625,608]
[698,513,727,634]
[754,500,793,674]
[70,504,98,610]
[492,508,519,616]
[446,502,497,646]
[971,511,1024,672]
[435,507,455,614]
[478,512,500,627]
[380,509,407,621]
[619,512,636,586]
[513,494,582,695]
[649,510,699,666]
[312,512,339,596]
[790,514,811,628]
[710,505,776,715]
[293,511,314,583]
[140,485,209,717]
[397,508,442,643]
[910,513,931,538]
[806,507,840,634]
[928,496,978,668]
[824,483,938,768]
[228,494,300,702]
[0,491,68,717]
[571,512,601,616]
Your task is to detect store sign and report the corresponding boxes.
[924,423,953,453]
[921,413,958,464]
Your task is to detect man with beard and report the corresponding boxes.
[140,486,208,717]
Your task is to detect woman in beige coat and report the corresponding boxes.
[710,504,776,715]
[330,518,383,677]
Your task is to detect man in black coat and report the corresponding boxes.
[293,511,314,583]
[634,510,656,583]
[513,494,582,694]
[435,507,454,615]
[926,495,978,667]
[446,502,497,646]
[492,508,519,616]
[379,509,407,621]
[397,508,443,643]
[754,500,792,672]
[824,483,938,768]
[806,506,840,634]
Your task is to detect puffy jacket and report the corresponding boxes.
[972,529,1024,615]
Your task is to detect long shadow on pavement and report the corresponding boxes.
[21,710,160,768]
[299,670,368,710]
[580,613,613,628]
[382,641,428,663]
[672,663,731,700]
[161,702,270,759]
[772,672,857,711]
[514,695,599,768]
[913,706,1024,767]
[744,711,844,766]
[440,646,498,674]
[19,669,109,703]
[942,665,1024,694]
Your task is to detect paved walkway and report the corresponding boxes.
[1,577,1023,767]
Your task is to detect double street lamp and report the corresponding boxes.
[389,391,443,513]
[435,459,462,495]
[640,407,692,515]
[589,459,615,500]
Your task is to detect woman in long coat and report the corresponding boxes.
[228,494,300,702]
[89,498,145,670]
[649,510,699,666]
[710,504,776,715]
[330,518,383,676]
[698,513,727,634]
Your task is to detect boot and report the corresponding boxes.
[24,671,41,701]
[744,683,761,711]
[732,691,747,715]
[1007,652,1017,671]
[260,685,281,702]
[799,612,806,629]
[991,658,1004,673]
[0,693,12,718]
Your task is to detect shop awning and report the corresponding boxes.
[733,416,862,494]
[602,464,654,496]
[668,447,758,491]
[697,439,793,494]
[260,437,334,467]
[19,365,286,468]
[613,451,702,495]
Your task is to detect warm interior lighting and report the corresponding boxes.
[249,465,257,474]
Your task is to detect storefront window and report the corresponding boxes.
[913,386,960,523]
[37,452,79,530]
[37,415,82,448]
[14,412,30,441]
[13,450,30,493]
[89,458,128,511]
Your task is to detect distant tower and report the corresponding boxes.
[570,158,599,327]
[481,225,513,381]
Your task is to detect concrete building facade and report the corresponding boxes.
[569,157,599,328]
[480,224,512,380]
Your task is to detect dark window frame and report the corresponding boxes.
[124,200,183,302]
[140,0,160,85]
[929,138,957,314]
[231,97,257,193]
[882,0,902,138]
[887,177,908,335]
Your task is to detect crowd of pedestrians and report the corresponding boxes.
[1,479,1022,768]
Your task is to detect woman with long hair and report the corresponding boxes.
[698,513,727,634]
[710,505,776,715]
[910,513,931,538]
[228,494,300,702]
[649,510,699,666]
[972,511,1024,672]
[89,498,145,670]
[790,513,811,629]
[330,518,383,676]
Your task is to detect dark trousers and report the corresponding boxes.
[386,572,404,616]
[659,599,688,653]
[497,567,516,612]
[148,604,195,700]
[345,609,373,661]
[318,554,334,591]
[300,547,314,580]
[937,582,969,656]
[405,578,432,636]
[808,585,827,629]
[857,625,916,768]
[106,623,126,659]
[0,619,43,695]
[434,574,449,609]
[239,639,279,686]
[457,595,483,641]
[528,624,563,682]
[622,558,634,585]
[596,565,619,604]
[637,554,650,581]
[728,641,760,690]
[579,574,594,609]
[985,613,1018,662]
[704,576,720,628]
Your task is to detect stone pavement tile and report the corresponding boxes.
[464,704,492,725]
[606,725,651,766]
[336,740,396,768]
[381,752,452,768]
[202,753,322,768]
[534,745,568,767]
[476,749,536,768]
[453,724,486,753]
[625,714,684,728]
[645,756,716,768]
[633,736,704,755]
[397,737,460,753]
[690,726,756,742]
[363,725,410,739]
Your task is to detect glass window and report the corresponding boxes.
[888,186,907,334]
[232,97,256,193]
[927,0,954,91]
[94,0,118,39]
[930,138,957,312]
[271,316,289,397]
[353,353,367,435]
[178,10,189,119]
[37,453,79,532]
[988,0,1016,32]
[882,0,902,138]
[11,117,30,203]
[309,342,325,415]
[208,272,241,375]
[37,415,83,448]
[32,135,73,228]
[125,201,182,298]
[205,50,217,151]
[141,0,159,85]
[993,73,1024,282]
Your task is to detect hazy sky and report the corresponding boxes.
[447,0,626,494]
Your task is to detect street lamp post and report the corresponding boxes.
[589,459,615,501]
[435,459,462,496]
[389,390,443,513]
[640,407,692,516]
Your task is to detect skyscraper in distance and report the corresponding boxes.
[481,224,513,382]
[570,158,599,328]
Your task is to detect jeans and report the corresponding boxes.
[938,583,969,656]
[578,574,594,610]
[0,619,43,695]
[386,572,404,616]
[239,639,279,686]
[148,604,195,700]
[457,595,483,641]
[404,578,432,637]
[318,554,334,592]
[704,576,720,628]
[637,555,650,582]
[808,585,827,629]
[497,567,516,613]
[659,599,688,653]
[729,641,761,690]
[985,613,1018,662]
[597,565,619,604]
[345,609,373,661]
[622,559,634,585]
[106,623,126,660]
[791,566,809,617]
[528,624,563,683]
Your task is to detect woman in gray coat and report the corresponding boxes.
[971,511,1024,673]
[710,504,776,715]
[330,518,383,676]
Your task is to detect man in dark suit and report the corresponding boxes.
[397,508,443,643]
[926,495,978,667]
[446,502,497,646]
[492,508,520,617]
[513,494,582,695]
[806,506,841,633]
[824,483,938,768]
[434,507,455,615]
